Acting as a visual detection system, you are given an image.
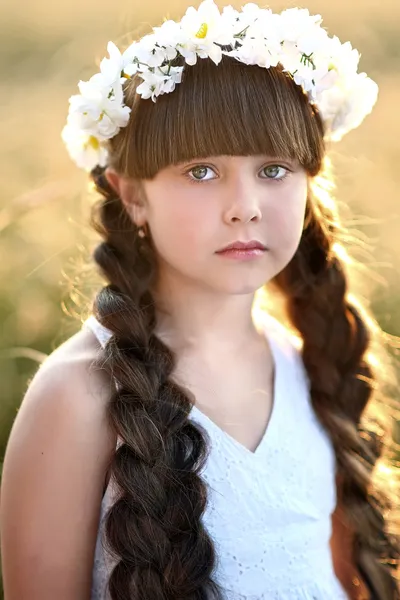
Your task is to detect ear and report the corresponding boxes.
[105,167,148,227]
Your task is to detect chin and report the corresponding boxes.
[211,272,272,295]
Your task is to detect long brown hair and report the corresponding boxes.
[87,54,400,598]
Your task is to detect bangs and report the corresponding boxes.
[110,54,325,179]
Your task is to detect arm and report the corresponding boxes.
[0,329,116,600]
[330,476,370,600]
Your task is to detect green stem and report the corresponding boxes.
[233,25,250,38]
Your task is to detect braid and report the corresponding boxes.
[88,166,224,600]
[274,189,400,599]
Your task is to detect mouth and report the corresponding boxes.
[216,240,267,253]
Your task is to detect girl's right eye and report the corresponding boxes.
[184,165,216,184]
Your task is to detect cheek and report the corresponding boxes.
[148,187,213,256]
[268,189,307,253]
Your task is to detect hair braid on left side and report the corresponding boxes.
[86,166,225,600]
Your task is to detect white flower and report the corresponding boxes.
[244,12,277,46]
[152,67,183,94]
[153,19,186,51]
[292,64,318,94]
[67,79,130,140]
[328,36,360,76]
[132,34,170,68]
[61,124,108,171]
[121,42,147,77]
[296,24,330,57]
[279,8,322,44]
[320,72,378,141]
[97,42,126,86]
[279,41,303,72]
[221,5,241,28]
[179,0,235,65]
[233,3,262,32]
[229,37,279,69]
[314,68,340,95]
[93,41,141,87]
[136,70,169,101]
[241,3,262,18]
[123,62,139,78]
[160,65,184,93]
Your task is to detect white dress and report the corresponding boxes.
[83,312,348,600]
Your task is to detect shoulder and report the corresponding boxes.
[16,324,116,448]
[40,322,114,405]
[0,325,117,599]
[1,321,118,493]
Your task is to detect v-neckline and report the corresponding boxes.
[189,316,282,458]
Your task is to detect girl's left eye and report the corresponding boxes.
[261,165,290,181]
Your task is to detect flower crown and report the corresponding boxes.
[62,0,379,172]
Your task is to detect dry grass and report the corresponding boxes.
[0,2,399,597]
[1,0,400,448]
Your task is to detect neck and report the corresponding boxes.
[152,276,262,358]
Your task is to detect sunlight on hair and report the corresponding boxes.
[332,241,351,264]
[309,156,337,212]
[347,292,381,336]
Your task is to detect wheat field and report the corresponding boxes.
[1,0,400,515]
[0,0,399,596]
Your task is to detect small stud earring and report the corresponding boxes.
[138,226,146,238]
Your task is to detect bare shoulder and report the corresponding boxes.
[37,323,115,414]
[0,324,117,600]
[11,324,117,458]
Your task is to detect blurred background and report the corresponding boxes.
[0,0,399,596]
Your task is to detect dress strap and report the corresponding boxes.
[83,314,113,348]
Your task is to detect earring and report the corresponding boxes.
[138,225,146,238]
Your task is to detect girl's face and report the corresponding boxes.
[118,154,308,295]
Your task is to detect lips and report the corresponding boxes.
[216,240,267,253]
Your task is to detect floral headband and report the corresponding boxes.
[62,0,379,172]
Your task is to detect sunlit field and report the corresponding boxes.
[1,0,399,594]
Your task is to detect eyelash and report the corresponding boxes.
[183,164,291,185]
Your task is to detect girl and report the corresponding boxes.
[1,1,399,599]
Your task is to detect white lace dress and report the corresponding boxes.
[83,312,348,600]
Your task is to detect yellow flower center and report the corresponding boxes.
[195,22,208,39]
[87,136,100,150]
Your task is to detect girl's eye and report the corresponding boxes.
[261,165,289,181]
[185,165,216,183]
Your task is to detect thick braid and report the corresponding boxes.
[89,167,224,600]
[274,192,400,598]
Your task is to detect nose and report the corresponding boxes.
[223,186,263,224]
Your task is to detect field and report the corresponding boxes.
[0,0,400,596]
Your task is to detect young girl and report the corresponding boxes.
[1,1,399,599]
